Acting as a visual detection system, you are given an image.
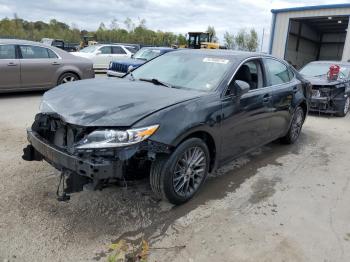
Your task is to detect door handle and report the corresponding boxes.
[7,62,17,66]
[263,94,271,103]
[52,62,60,65]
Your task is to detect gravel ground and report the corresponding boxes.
[0,88,350,262]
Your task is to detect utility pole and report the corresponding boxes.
[260,28,265,52]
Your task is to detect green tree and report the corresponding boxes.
[223,31,235,49]
[235,28,259,51]
[246,28,258,51]
[206,25,217,42]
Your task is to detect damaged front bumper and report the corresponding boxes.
[23,128,172,196]
[23,129,124,180]
[309,96,345,114]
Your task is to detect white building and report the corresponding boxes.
[269,4,350,69]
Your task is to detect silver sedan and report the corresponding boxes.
[0,39,95,93]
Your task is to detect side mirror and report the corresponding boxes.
[131,54,134,58]
[234,80,250,96]
[96,50,102,55]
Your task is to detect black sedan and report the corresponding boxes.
[23,50,310,205]
[300,61,350,117]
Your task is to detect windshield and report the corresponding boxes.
[125,46,138,53]
[134,48,163,61]
[79,45,99,53]
[131,52,233,91]
[300,63,350,79]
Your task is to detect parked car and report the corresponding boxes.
[71,44,134,71]
[300,61,350,116]
[41,38,79,52]
[22,50,309,204]
[107,47,176,77]
[0,39,94,93]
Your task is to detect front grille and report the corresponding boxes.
[312,85,336,98]
[111,63,128,73]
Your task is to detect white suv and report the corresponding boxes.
[71,44,135,71]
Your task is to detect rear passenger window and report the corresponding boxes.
[0,45,16,59]
[20,45,49,59]
[112,46,126,54]
[264,59,291,85]
[99,46,112,54]
[47,49,58,58]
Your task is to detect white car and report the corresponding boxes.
[71,44,135,71]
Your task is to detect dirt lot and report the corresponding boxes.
[0,90,350,262]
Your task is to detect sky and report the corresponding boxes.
[0,0,348,51]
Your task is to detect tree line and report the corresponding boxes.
[223,29,259,51]
[0,15,259,51]
[0,15,187,46]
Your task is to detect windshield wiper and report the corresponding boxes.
[139,78,173,88]
[313,73,327,77]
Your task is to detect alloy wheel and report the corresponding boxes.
[61,76,77,84]
[290,109,303,141]
[173,146,207,197]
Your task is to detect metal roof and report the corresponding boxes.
[271,3,350,14]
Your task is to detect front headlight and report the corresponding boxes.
[109,61,113,69]
[76,125,159,149]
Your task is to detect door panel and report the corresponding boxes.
[220,88,273,163]
[263,58,296,138]
[0,45,20,90]
[268,83,296,138]
[19,45,57,88]
[93,46,113,69]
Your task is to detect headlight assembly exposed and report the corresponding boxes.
[76,125,159,149]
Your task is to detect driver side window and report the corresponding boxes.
[226,59,264,96]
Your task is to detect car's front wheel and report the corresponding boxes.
[150,138,210,205]
[336,96,350,117]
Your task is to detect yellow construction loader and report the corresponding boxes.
[186,32,220,49]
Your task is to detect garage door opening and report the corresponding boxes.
[285,16,349,69]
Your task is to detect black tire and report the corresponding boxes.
[150,138,210,205]
[336,97,350,117]
[281,106,304,144]
[57,72,79,85]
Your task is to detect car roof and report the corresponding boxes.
[170,49,272,59]
[0,39,48,46]
[140,46,174,51]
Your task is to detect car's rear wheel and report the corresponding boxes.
[150,138,210,205]
[336,97,350,117]
[281,106,304,144]
[57,72,79,85]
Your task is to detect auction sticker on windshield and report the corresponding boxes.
[203,57,229,64]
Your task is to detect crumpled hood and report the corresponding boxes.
[41,78,204,126]
[112,58,145,67]
[302,75,345,86]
